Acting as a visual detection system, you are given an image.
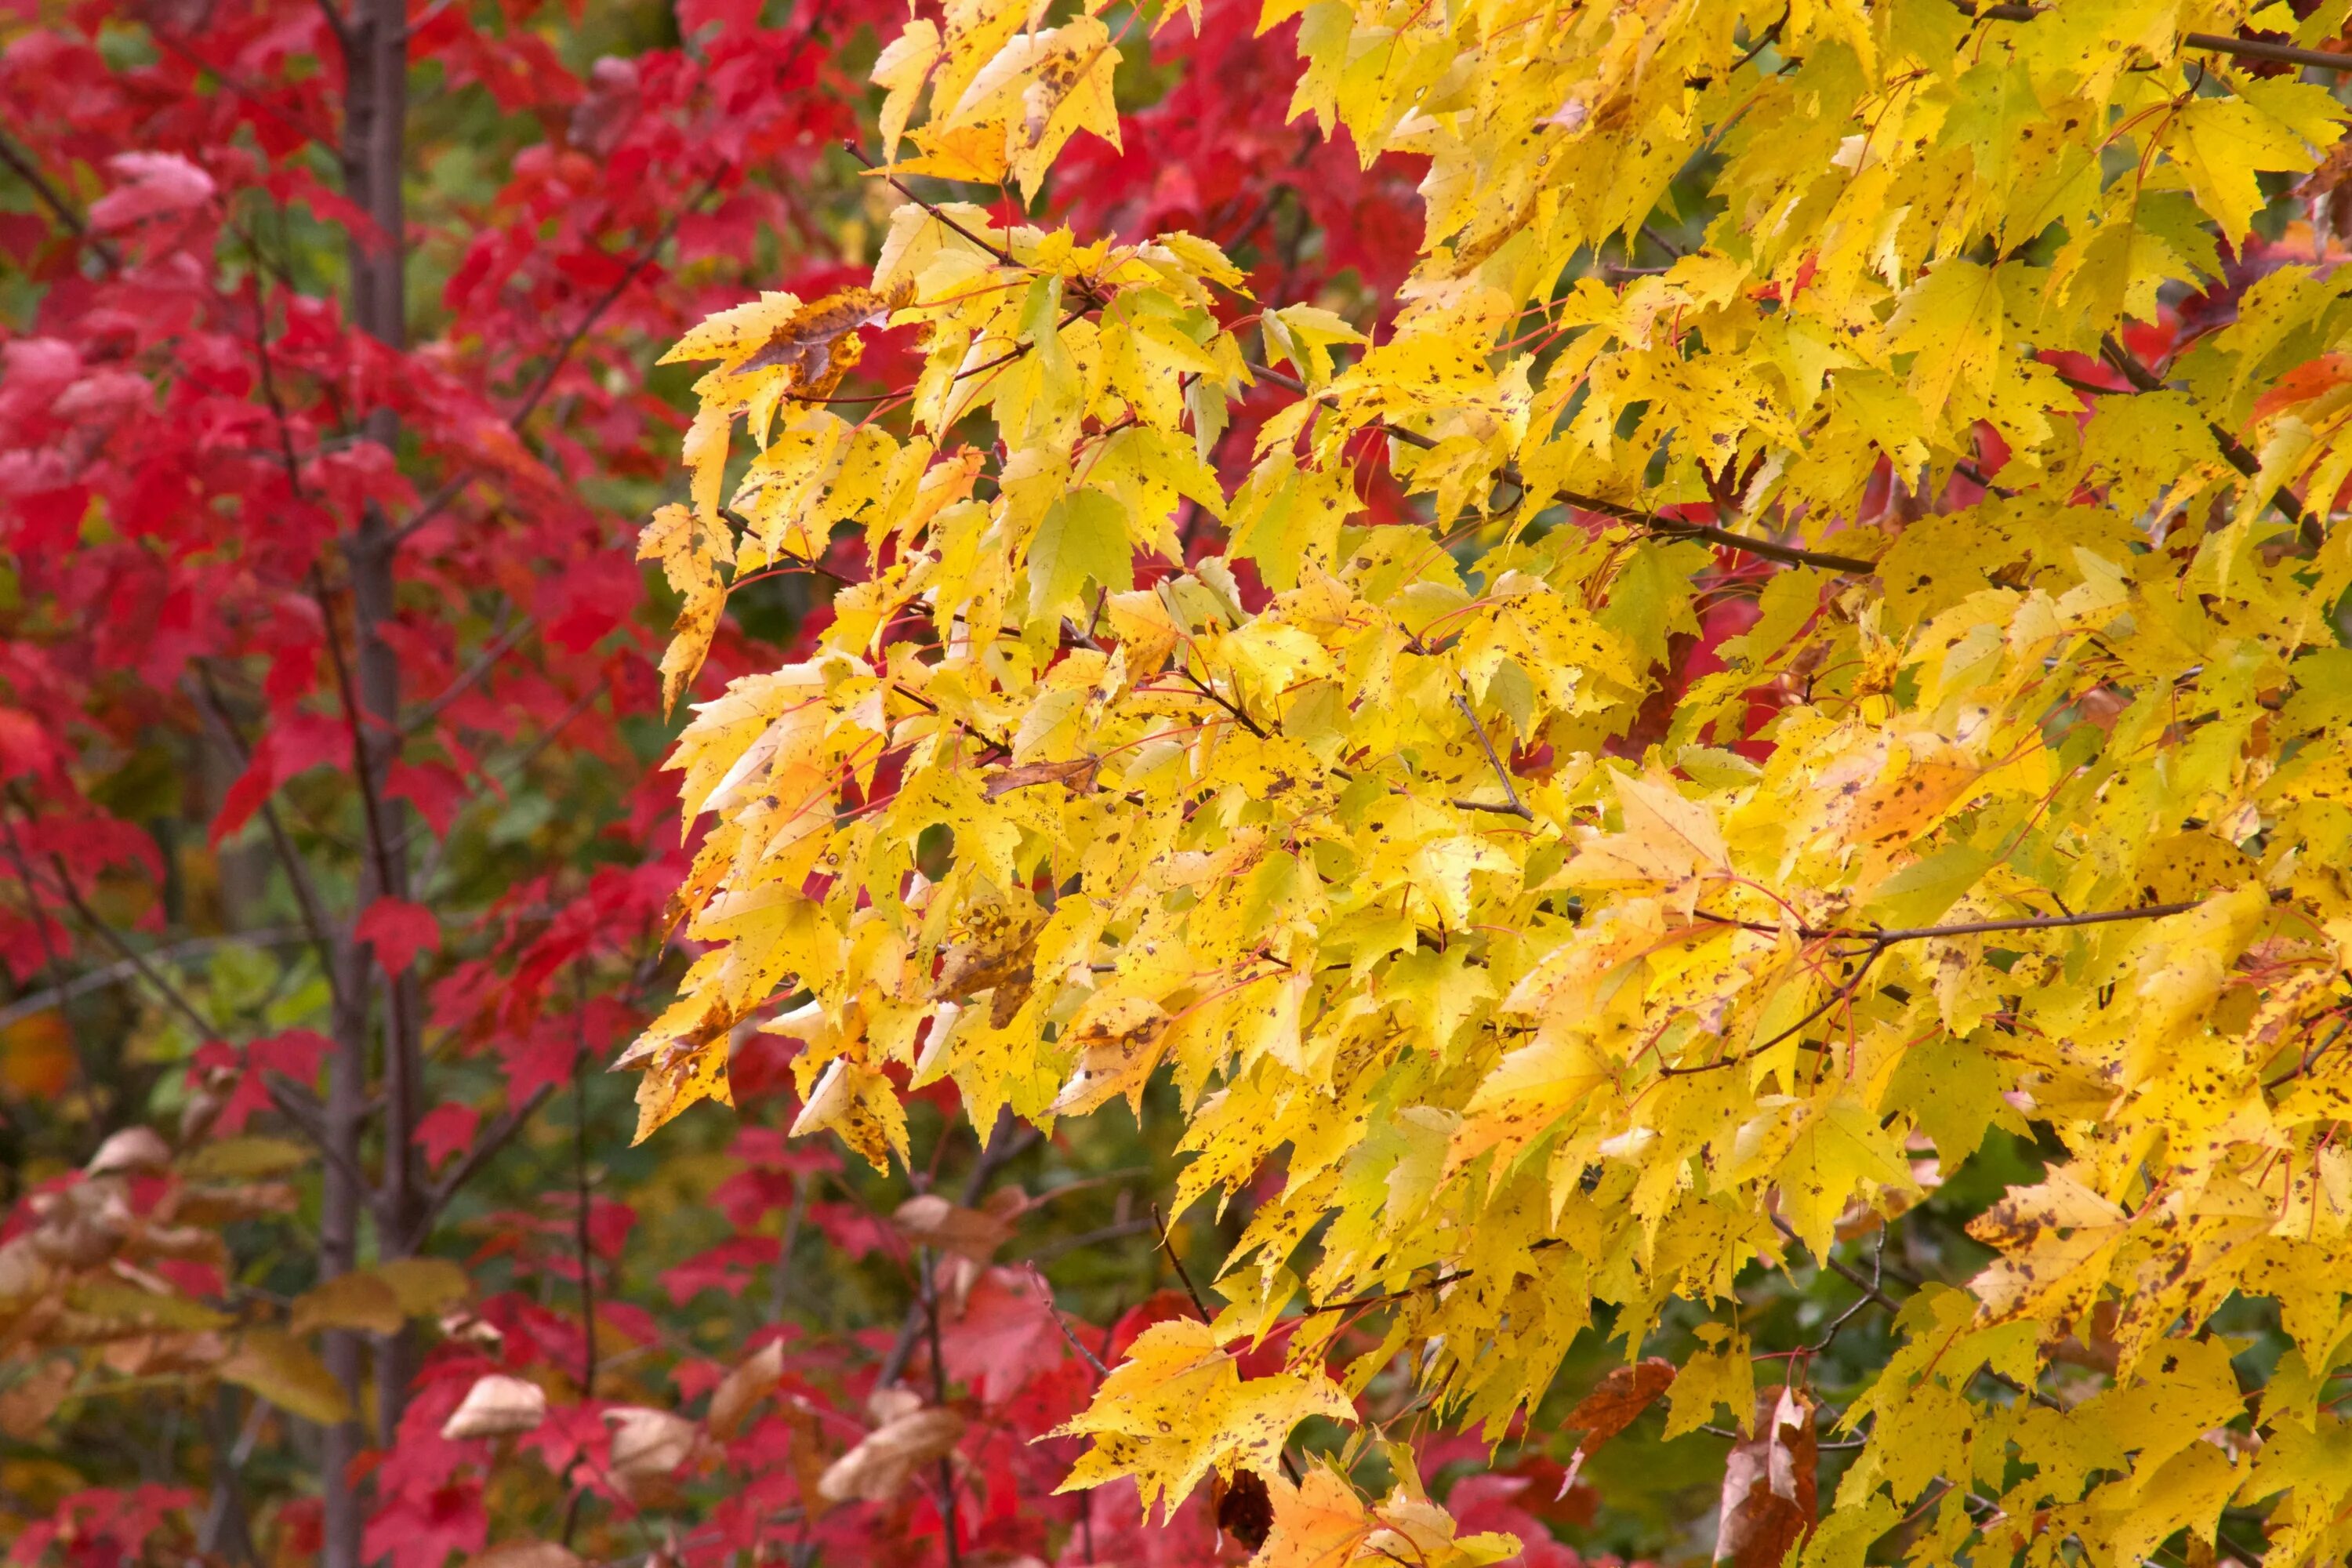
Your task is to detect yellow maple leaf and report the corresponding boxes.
[1054,1316,1354,1516]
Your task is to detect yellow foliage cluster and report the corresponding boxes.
[633,1,2352,1562]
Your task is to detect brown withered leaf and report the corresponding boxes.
[85,1127,171,1177]
[893,1188,1025,1265]
[707,1338,783,1439]
[1558,1356,1677,1494]
[982,757,1101,800]
[0,1356,75,1439]
[606,1406,702,1506]
[731,283,913,398]
[784,1396,835,1519]
[817,1399,965,1504]
[1713,1386,1817,1568]
[441,1373,548,1440]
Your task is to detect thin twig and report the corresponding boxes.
[922,1244,963,1568]
[32,848,217,1040]
[1696,895,2223,946]
[1443,681,1533,820]
[2097,333,2324,550]
[0,131,122,269]
[1025,1266,1112,1376]
[264,1076,379,1211]
[844,141,1018,268]
[412,1083,557,1247]
[1247,361,1878,574]
[509,169,725,433]
[877,1111,1040,1386]
[403,614,535,733]
[0,928,307,1033]
[1149,1202,1216,1325]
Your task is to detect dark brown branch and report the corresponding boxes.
[1026,1265,1112,1376]
[403,613,535,734]
[1962,3,2352,73]
[1247,361,1880,574]
[1698,895,2220,946]
[411,1083,557,1248]
[0,131,122,270]
[264,1075,379,1213]
[844,141,1018,268]
[0,927,306,1034]
[510,168,724,432]
[876,1110,1040,1386]
[1149,1201,1217,1323]
[2098,334,2324,550]
[25,839,218,1041]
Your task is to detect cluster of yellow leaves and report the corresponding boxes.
[630,0,2352,1562]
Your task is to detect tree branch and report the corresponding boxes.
[0,130,122,270]
[402,612,536,734]
[0,928,306,1034]
[18,833,219,1041]
[1697,895,2232,946]
[185,670,347,998]
[877,1109,1039,1386]
[1441,679,1533,821]
[510,169,724,432]
[412,1083,558,1249]
[1961,3,2352,74]
[2097,334,2324,550]
[1246,361,1880,574]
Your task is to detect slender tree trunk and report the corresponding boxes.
[322,0,416,1560]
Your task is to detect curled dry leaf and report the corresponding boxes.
[706,1338,783,1439]
[464,1544,583,1568]
[606,1406,703,1505]
[892,1185,1025,1265]
[0,1356,75,1439]
[85,1126,171,1177]
[730,282,913,397]
[1559,1356,1678,1494]
[1713,1386,1816,1568]
[818,1400,966,1503]
[982,756,1100,800]
[784,1396,834,1519]
[441,1373,548,1440]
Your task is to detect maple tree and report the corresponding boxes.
[0,2,1509,1567]
[625,0,2352,1566]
